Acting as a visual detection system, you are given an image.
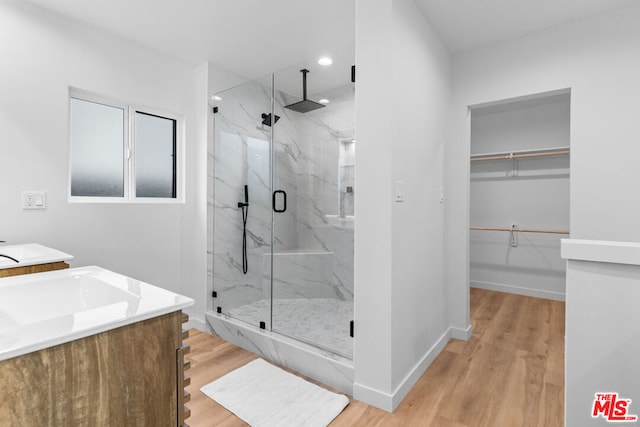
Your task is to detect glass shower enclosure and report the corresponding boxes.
[212,60,355,358]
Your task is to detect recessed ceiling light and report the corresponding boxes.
[318,57,333,66]
[319,98,330,104]
[213,95,222,101]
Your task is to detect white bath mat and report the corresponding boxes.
[200,358,349,427]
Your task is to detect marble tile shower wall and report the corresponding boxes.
[209,80,354,314]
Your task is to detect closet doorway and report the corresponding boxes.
[469,90,570,301]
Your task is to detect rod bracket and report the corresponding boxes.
[509,153,519,177]
[510,224,518,247]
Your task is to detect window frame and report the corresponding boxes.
[68,88,185,204]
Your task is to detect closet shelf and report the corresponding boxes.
[470,146,570,162]
[470,226,569,235]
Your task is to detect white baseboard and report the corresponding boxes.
[390,327,452,410]
[450,324,472,341]
[353,382,394,412]
[471,280,565,301]
[353,326,458,412]
[184,317,206,332]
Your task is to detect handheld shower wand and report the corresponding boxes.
[238,185,249,274]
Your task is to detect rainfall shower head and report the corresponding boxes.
[284,69,326,113]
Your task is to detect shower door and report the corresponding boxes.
[270,64,355,358]
[212,76,273,329]
[212,63,355,359]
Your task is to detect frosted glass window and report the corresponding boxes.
[70,98,124,197]
[69,89,183,203]
[134,112,177,198]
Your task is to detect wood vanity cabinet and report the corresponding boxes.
[0,310,191,426]
[0,261,69,278]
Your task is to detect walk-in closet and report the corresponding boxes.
[469,90,570,300]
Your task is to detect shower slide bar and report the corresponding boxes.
[470,146,570,162]
[238,185,249,274]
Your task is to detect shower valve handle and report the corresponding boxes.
[238,185,249,208]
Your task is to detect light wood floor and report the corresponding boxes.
[184,288,565,426]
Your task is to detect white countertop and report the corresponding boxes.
[0,243,73,269]
[561,238,640,266]
[0,266,194,361]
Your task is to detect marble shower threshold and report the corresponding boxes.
[226,297,353,359]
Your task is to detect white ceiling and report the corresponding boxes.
[416,0,638,53]
[20,0,638,79]
[19,0,356,82]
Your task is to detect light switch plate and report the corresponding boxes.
[22,191,47,210]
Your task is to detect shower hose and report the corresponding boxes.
[241,203,248,274]
[238,184,249,274]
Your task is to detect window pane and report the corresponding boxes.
[70,98,125,197]
[134,112,177,198]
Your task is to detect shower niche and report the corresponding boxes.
[208,60,355,361]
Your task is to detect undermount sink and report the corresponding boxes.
[0,243,73,269]
[0,265,194,361]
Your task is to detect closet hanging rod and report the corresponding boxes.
[471,145,570,157]
[470,226,569,235]
[470,146,570,162]
[470,150,570,162]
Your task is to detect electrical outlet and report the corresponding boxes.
[22,191,47,210]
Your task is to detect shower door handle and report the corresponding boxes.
[273,190,287,213]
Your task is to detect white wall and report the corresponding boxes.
[389,0,449,400]
[0,0,205,320]
[562,241,640,427]
[354,0,451,411]
[447,4,640,425]
[353,0,394,407]
[469,95,570,300]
